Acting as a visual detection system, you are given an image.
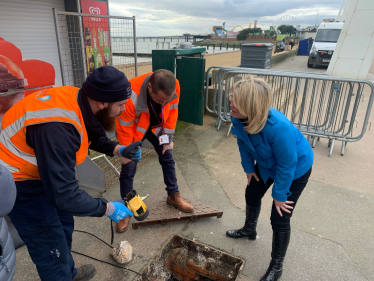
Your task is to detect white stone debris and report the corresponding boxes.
[112,240,133,264]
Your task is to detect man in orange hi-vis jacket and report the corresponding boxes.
[115,69,194,232]
[0,66,139,281]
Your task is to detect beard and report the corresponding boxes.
[96,106,116,132]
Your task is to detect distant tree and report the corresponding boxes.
[248,27,262,34]
[269,31,276,37]
[286,25,296,35]
[237,27,263,40]
[277,25,296,35]
[237,28,251,40]
[277,25,287,34]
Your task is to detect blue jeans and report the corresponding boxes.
[8,193,77,281]
[120,130,179,198]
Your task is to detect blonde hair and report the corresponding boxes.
[232,75,273,134]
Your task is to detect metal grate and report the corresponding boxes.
[90,145,157,189]
[132,197,223,230]
[53,9,138,87]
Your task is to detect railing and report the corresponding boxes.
[205,66,373,157]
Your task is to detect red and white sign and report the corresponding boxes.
[80,0,111,74]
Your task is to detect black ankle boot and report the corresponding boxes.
[260,231,291,281]
[226,205,261,240]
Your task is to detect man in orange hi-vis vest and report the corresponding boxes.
[115,69,194,233]
[0,66,141,281]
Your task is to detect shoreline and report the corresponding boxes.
[116,46,297,79]
[116,50,242,79]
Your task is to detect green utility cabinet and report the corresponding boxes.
[152,47,206,126]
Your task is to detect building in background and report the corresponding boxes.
[296,25,318,40]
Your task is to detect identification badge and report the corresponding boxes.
[159,134,169,145]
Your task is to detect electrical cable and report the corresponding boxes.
[71,250,150,281]
[73,230,112,249]
[73,228,151,281]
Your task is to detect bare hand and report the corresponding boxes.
[120,156,132,165]
[162,142,174,155]
[274,199,294,217]
[246,172,259,185]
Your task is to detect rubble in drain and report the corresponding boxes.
[137,235,244,281]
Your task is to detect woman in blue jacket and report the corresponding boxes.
[226,76,313,281]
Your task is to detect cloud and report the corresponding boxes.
[108,0,343,36]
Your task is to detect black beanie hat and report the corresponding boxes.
[81,66,132,102]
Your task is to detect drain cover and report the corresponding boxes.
[132,197,223,229]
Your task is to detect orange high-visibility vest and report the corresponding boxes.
[0,86,89,181]
[116,72,179,146]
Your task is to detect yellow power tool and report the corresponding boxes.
[124,190,149,221]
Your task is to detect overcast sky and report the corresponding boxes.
[108,0,345,36]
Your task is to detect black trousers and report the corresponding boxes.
[119,130,179,198]
[245,165,312,232]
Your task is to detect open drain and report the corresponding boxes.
[137,235,244,281]
[167,273,213,281]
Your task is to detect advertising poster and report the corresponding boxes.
[0,38,55,118]
[81,0,111,75]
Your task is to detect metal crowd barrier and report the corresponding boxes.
[205,66,373,157]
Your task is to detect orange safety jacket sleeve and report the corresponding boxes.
[163,80,180,142]
[24,122,108,217]
[116,97,137,146]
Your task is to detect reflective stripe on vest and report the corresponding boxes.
[116,91,138,126]
[136,126,147,134]
[130,91,138,108]
[117,118,134,127]
[164,128,175,134]
[169,103,178,110]
[0,158,19,173]
[0,86,88,180]
[0,109,83,167]
[116,72,179,146]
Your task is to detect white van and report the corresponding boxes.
[307,21,344,68]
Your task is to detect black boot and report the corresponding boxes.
[260,231,291,281]
[226,205,261,240]
[73,264,96,281]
